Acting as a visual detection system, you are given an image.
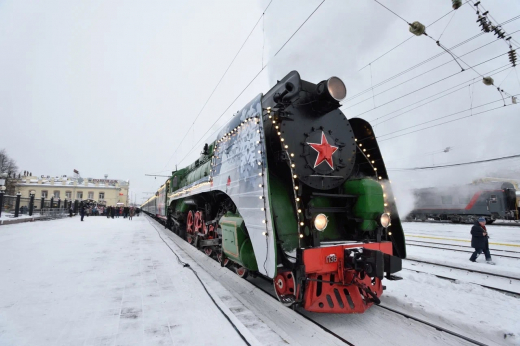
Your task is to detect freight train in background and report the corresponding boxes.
[406,180,519,224]
[142,71,405,314]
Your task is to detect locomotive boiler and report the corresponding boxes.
[142,71,406,314]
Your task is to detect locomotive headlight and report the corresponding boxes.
[314,213,328,231]
[327,76,347,101]
[380,213,391,228]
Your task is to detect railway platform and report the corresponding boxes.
[0,216,279,346]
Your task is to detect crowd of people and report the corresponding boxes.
[75,203,140,221]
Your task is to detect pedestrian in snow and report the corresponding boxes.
[129,207,134,220]
[470,217,495,265]
[69,204,73,217]
[80,203,86,222]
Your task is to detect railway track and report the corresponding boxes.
[148,215,486,345]
[251,275,487,346]
[406,241,520,259]
[407,239,520,255]
[405,220,520,227]
[405,258,520,297]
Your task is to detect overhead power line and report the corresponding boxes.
[357,2,472,72]
[388,153,520,171]
[372,64,512,125]
[346,14,520,104]
[160,0,275,172]
[378,100,518,142]
[347,35,513,112]
[176,0,326,166]
[352,47,519,119]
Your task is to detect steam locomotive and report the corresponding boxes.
[142,71,406,314]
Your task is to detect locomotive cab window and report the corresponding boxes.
[490,194,497,203]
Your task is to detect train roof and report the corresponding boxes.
[413,181,515,195]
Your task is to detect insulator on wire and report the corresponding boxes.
[513,96,517,104]
[452,0,462,9]
[482,76,494,86]
[477,16,491,32]
[508,49,517,66]
[409,21,426,36]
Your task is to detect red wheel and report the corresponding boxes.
[273,270,296,306]
[217,253,230,267]
[235,266,248,279]
[194,211,206,235]
[186,211,194,235]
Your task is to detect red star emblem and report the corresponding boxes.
[308,132,338,169]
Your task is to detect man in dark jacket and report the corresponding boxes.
[80,203,86,222]
[470,217,495,264]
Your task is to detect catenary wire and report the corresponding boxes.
[368,63,511,124]
[388,153,520,171]
[176,0,326,166]
[372,64,512,125]
[345,15,520,103]
[274,0,326,57]
[347,35,513,112]
[353,48,519,119]
[377,96,512,138]
[378,102,517,142]
[160,0,275,171]
[357,1,471,72]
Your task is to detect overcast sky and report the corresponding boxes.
[1,0,520,207]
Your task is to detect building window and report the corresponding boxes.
[99,192,105,200]
[41,190,48,198]
[54,191,60,198]
[88,192,94,199]
[77,191,83,199]
[65,191,72,199]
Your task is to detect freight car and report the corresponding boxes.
[142,71,405,314]
[406,182,518,224]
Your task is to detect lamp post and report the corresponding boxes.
[0,172,7,218]
[29,192,35,216]
[0,185,5,218]
[14,191,21,218]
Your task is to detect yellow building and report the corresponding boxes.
[15,175,130,206]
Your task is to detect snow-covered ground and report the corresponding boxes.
[0,216,270,346]
[0,216,519,345]
[389,221,520,345]
[0,213,40,221]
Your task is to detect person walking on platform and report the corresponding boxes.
[470,217,495,265]
[80,203,86,222]
[129,207,134,220]
[111,206,115,219]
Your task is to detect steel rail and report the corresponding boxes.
[406,258,520,281]
[402,268,520,297]
[407,243,520,259]
[407,239,520,254]
[375,305,488,346]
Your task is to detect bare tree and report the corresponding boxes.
[0,149,19,195]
